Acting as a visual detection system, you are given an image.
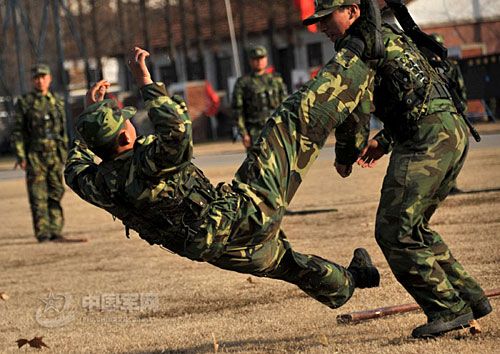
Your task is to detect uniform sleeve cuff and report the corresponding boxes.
[140,82,169,101]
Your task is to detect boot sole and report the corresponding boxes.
[412,312,474,338]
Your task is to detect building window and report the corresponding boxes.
[215,55,232,91]
[307,42,323,68]
[187,58,205,81]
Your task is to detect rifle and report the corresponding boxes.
[384,0,481,142]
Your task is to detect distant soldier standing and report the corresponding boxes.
[12,64,71,243]
[232,46,287,150]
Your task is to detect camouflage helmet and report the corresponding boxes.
[31,63,51,77]
[76,99,136,152]
[303,0,361,26]
[248,45,268,59]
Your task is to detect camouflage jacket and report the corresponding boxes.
[335,25,457,158]
[65,83,231,253]
[232,72,287,136]
[12,91,67,162]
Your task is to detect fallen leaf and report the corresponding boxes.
[28,336,49,349]
[16,339,29,348]
[16,336,49,349]
[469,319,482,335]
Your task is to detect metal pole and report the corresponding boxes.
[52,0,72,140]
[11,0,26,94]
[224,0,241,77]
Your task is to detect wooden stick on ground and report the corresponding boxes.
[337,288,500,324]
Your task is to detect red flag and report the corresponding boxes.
[294,0,317,32]
[204,81,220,117]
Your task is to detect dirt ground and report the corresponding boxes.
[0,138,499,353]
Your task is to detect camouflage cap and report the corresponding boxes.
[76,99,136,151]
[248,45,268,59]
[31,63,51,77]
[303,0,361,26]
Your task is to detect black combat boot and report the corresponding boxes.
[347,248,380,289]
[471,297,492,319]
[411,308,474,338]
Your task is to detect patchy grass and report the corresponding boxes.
[0,147,498,353]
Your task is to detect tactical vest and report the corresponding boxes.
[428,57,468,115]
[22,92,65,151]
[243,74,283,124]
[99,160,219,256]
[374,25,454,139]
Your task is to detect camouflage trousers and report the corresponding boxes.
[204,100,372,308]
[375,111,485,321]
[26,150,65,240]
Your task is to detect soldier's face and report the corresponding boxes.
[319,5,360,42]
[32,74,52,93]
[250,56,268,72]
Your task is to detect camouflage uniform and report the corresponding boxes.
[336,24,486,321]
[12,85,67,241]
[232,47,287,149]
[66,47,374,309]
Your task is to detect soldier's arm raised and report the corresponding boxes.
[138,83,193,175]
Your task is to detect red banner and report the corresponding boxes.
[294,0,317,32]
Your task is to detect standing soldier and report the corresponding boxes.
[303,0,491,338]
[232,45,287,150]
[12,64,76,243]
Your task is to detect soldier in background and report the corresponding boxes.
[232,45,287,150]
[12,64,82,243]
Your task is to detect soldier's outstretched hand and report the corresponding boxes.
[86,80,111,107]
[128,47,153,87]
[357,139,385,168]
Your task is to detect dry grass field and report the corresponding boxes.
[0,139,499,353]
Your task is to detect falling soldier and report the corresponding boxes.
[65,39,381,311]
